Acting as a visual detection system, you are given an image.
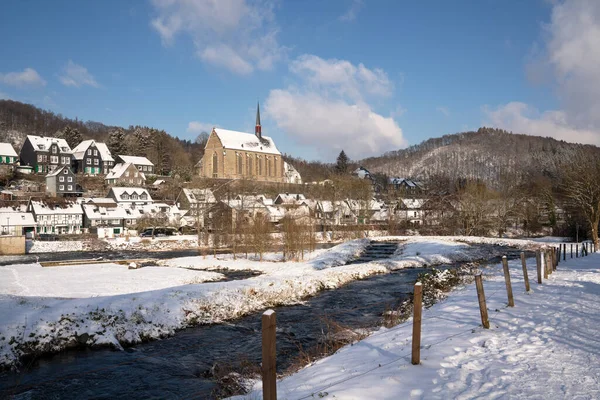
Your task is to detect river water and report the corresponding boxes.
[0,247,528,399]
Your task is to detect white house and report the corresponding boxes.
[105,162,146,186]
[274,193,306,205]
[116,155,155,174]
[28,200,84,235]
[0,205,35,236]
[0,142,18,166]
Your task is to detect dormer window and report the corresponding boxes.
[52,146,57,154]
[37,144,45,150]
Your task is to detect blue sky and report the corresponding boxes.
[1,0,598,161]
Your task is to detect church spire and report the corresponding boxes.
[255,101,262,139]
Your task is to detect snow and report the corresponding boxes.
[71,139,114,162]
[234,248,600,399]
[214,128,281,155]
[0,142,17,157]
[26,135,71,153]
[27,240,84,253]
[0,236,569,370]
[117,155,154,166]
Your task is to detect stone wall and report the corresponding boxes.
[0,235,26,255]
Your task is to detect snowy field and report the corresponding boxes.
[235,249,600,399]
[0,236,555,369]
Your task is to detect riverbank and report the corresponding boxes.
[0,236,549,370]
[235,249,600,399]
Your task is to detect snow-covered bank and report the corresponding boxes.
[234,253,600,399]
[0,236,550,370]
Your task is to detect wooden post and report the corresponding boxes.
[548,251,553,275]
[536,250,542,284]
[563,244,566,261]
[475,274,490,329]
[502,256,515,307]
[576,244,579,258]
[552,248,556,271]
[543,250,549,279]
[262,310,277,400]
[557,246,560,265]
[520,252,530,292]
[571,243,573,258]
[411,282,423,365]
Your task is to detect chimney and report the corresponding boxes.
[255,101,262,139]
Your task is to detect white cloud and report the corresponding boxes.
[150,0,284,75]
[339,0,363,22]
[187,121,216,134]
[489,0,600,144]
[59,61,99,88]
[436,106,450,117]
[265,55,405,159]
[0,68,46,87]
[484,102,600,145]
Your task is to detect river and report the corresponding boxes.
[0,246,528,399]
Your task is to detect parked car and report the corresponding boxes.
[139,227,180,237]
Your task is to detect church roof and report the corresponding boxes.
[213,128,281,155]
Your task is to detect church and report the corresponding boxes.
[197,104,287,183]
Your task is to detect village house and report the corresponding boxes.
[28,199,84,235]
[274,193,306,205]
[316,200,356,226]
[175,188,216,227]
[0,204,35,236]
[80,198,128,235]
[283,161,302,184]
[105,162,146,186]
[108,187,153,206]
[197,104,287,183]
[71,140,115,175]
[116,155,155,174]
[389,178,423,194]
[0,143,18,171]
[45,166,80,197]
[19,135,73,174]
[394,198,427,225]
[352,166,372,180]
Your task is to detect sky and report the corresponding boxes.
[0,0,598,162]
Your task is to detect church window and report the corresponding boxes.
[237,153,243,175]
[274,157,277,177]
[248,156,253,176]
[258,156,263,176]
[212,152,218,178]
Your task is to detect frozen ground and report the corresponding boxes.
[235,248,600,399]
[0,236,556,369]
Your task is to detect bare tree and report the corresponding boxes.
[562,150,600,248]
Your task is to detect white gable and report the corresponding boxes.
[27,135,72,153]
[213,128,281,155]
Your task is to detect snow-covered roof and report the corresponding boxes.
[78,197,117,206]
[275,193,306,204]
[213,128,281,155]
[45,165,72,177]
[82,204,129,220]
[0,212,35,226]
[109,187,153,202]
[0,204,27,213]
[153,179,166,186]
[105,163,145,181]
[30,201,83,215]
[26,135,72,153]
[400,199,426,209]
[72,140,114,162]
[182,188,216,205]
[0,142,17,157]
[118,155,154,166]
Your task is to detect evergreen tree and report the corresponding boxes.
[335,150,349,174]
[107,128,127,156]
[59,126,82,148]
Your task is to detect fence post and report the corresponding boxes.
[502,256,515,307]
[543,250,549,279]
[475,274,490,329]
[411,282,423,365]
[563,244,566,261]
[262,310,277,400]
[557,246,560,266]
[552,248,557,271]
[520,252,530,292]
[536,250,542,284]
[576,244,579,258]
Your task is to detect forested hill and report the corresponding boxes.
[0,100,205,177]
[360,127,600,186]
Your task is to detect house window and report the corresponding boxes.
[125,171,129,177]
[87,149,92,155]
[212,152,218,178]
[131,194,138,200]
[37,154,43,162]
[138,166,142,171]
[121,193,129,200]
[59,176,65,182]
[94,159,99,165]
[50,156,59,164]
[68,177,73,182]
[52,147,57,154]
[86,159,91,165]
[63,169,68,174]
[59,185,64,190]
[94,149,98,156]
[43,155,48,161]
[140,193,147,200]
[67,185,72,191]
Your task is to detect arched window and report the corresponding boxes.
[274,157,277,177]
[237,153,243,175]
[212,152,218,178]
[266,156,271,177]
[248,155,253,176]
[258,156,263,176]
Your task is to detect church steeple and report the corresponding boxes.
[255,101,262,139]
